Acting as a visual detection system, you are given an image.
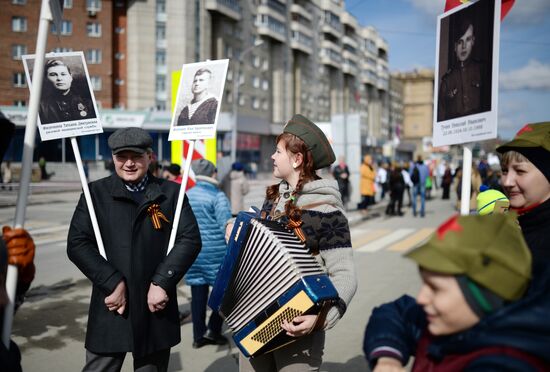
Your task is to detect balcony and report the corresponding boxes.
[256,13,286,43]
[342,35,358,50]
[321,39,341,53]
[205,0,242,21]
[322,21,342,38]
[290,3,312,21]
[342,59,358,76]
[361,71,377,86]
[290,30,313,55]
[320,48,342,69]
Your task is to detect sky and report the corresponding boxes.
[346,0,550,140]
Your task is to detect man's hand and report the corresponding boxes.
[225,223,234,243]
[105,280,126,315]
[373,357,405,372]
[2,226,36,285]
[148,282,169,312]
[281,315,317,337]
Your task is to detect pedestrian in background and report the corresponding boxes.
[1,161,13,190]
[385,163,404,216]
[185,159,232,348]
[441,163,453,200]
[162,163,183,184]
[409,156,429,217]
[359,155,376,216]
[221,162,250,216]
[332,156,351,209]
[376,162,388,201]
[67,127,201,371]
[400,162,413,207]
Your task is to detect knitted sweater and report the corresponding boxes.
[262,179,357,329]
[185,176,232,286]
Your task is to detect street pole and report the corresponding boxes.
[230,40,263,164]
[5,0,52,349]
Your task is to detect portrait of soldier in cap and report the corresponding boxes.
[437,1,493,122]
[176,68,219,126]
[24,54,98,125]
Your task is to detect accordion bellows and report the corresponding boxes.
[209,211,338,358]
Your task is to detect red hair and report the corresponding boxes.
[266,132,320,221]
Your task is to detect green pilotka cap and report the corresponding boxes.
[496,122,550,153]
[283,114,336,170]
[405,213,531,301]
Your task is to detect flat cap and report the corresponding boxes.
[108,127,153,154]
[405,214,531,301]
[283,114,335,170]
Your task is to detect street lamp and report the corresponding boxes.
[230,39,264,164]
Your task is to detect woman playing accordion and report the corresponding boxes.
[227,114,358,371]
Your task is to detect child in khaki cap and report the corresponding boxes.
[364,213,550,371]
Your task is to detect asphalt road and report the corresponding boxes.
[1,186,456,371]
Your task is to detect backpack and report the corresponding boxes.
[411,166,420,185]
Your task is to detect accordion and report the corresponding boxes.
[209,211,338,358]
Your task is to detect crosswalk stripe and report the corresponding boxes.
[356,228,415,253]
[387,228,435,252]
[352,229,391,248]
[28,225,69,234]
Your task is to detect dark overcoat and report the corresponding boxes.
[67,174,201,357]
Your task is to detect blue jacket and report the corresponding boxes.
[184,176,232,286]
[364,272,550,370]
[409,162,430,188]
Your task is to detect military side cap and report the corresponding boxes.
[283,114,336,170]
[405,213,531,301]
[108,127,153,154]
[497,122,550,153]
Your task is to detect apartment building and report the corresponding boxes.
[1,0,391,168]
[393,68,435,158]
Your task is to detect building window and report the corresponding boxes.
[52,20,73,35]
[114,52,125,60]
[156,75,165,92]
[239,73,245,86]
[13,72,26,87]
[87,22,102,37]
[238,93,245,106]
[156,101,166,110]
[262,79,269,91]
[227,68,233,81]
[155,50,166,65]
[115,27,125,34]
[156,0,166,14]
[12,44,27,60]
[90,76,102,91]
[64,0,73,8]
[14,100,26,107]
[262,99,268,110]
[252,76,260,89]
[156,23,166,40]
[252,55,260,68]
[262,59,269,71]
[12,0,26,4]
[52,47,73,53]
[225,45,233,59]
[115,79,125,86]
[86,49,102,64]
[12,17,27,32]
[251,97,260,110]
[86,0,101,11]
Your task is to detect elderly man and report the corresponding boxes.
[437,18,489,121]
[67,127,201,371]
[176,68,218,126]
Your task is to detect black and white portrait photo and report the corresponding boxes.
[23,51,102,141]
[432,0,500,147]
[437,0,494,122]
[169,59,228,141]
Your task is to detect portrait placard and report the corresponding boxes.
[22,51,103,141]
[169,59,229,141]
[432,0,500,147]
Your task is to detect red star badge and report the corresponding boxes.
[437,215,463,240]
[516,124,533,137]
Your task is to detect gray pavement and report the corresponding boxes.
[1,176,456,371]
